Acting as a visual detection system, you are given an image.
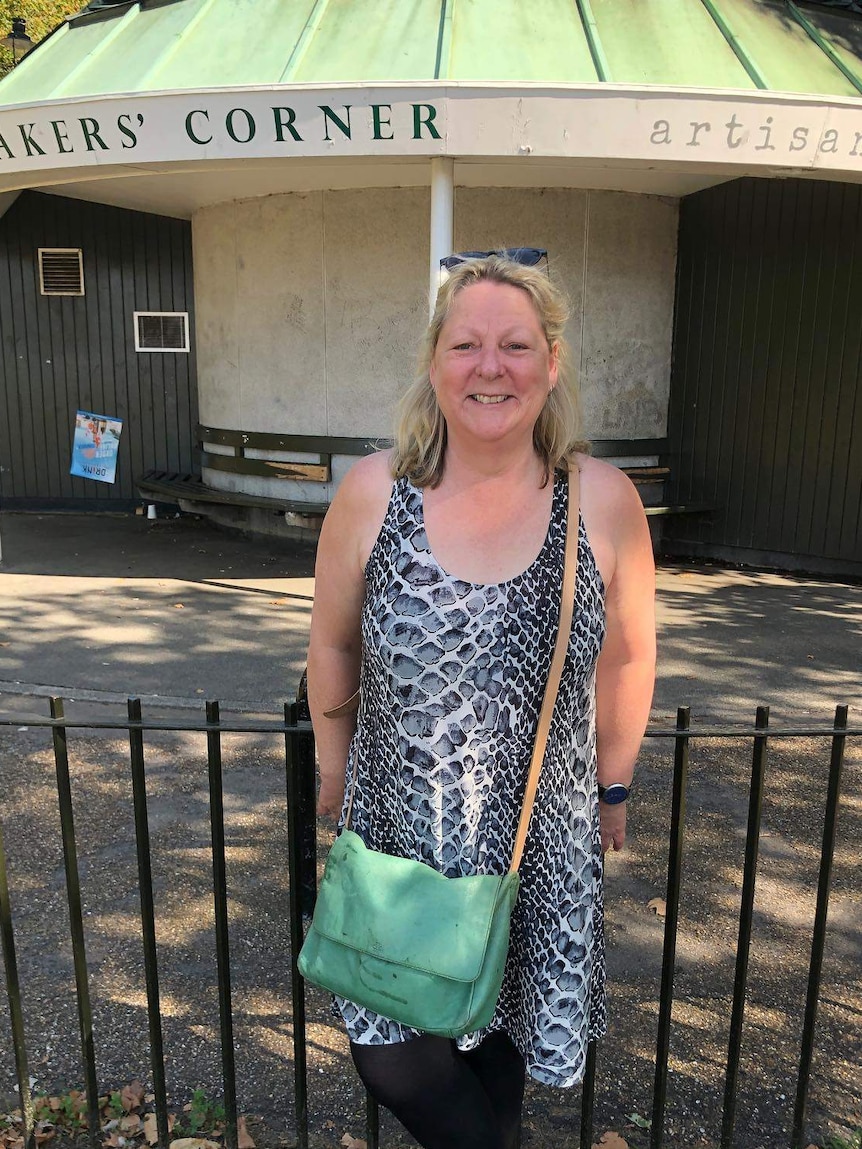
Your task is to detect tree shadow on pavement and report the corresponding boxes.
[0,718,859,1149]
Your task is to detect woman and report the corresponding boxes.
[306,254,655,1149]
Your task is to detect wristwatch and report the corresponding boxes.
[598,782,631,805]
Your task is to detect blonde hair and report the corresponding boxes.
[393,255,584,487]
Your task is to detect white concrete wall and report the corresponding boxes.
[193,185,677,499]
[455,187,678,439]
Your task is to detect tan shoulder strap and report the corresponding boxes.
[323,689,360,720]
[509,463,579,873]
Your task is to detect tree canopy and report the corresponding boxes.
[0,0,82,78]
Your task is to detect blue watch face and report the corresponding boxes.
[599,783,629,805]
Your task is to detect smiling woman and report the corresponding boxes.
[395,254,581,491]
[305,253,656,1148]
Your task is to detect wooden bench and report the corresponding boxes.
[591,437,715,518]
[137,429,714,522]
[137,425,379,516]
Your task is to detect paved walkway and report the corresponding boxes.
[0,510,859,723]
[1,510,859,1149]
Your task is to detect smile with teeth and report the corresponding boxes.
[470,394,509,404]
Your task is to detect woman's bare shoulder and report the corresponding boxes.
[335,449,395,512]
[575,451,644,518]
[573,452,649,589]
[320,449,395,568]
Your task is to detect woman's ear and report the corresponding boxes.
[548,342,560,390]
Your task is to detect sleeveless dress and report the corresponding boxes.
[335,468,608,1087]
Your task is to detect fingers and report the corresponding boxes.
[601,829,626,853]
[316,797,343,819]
[599,804,627,853]
[316,778,345,820]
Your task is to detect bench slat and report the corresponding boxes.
[136,471,329,515]
[198,425,382,456]
[201,451,331,483]
[590,438,667,458]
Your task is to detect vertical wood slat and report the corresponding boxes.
[753,179,796,553]
[793,182,830,557]
[0,201,25,498]
[839,188,862,556]
[0,190,196,506]
[820,185,859,558]
[779,180,809,553]
[666,176,862,573]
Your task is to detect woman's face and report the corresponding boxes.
[429,280,558,452]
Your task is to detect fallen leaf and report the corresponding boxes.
[173,603,185,609]
[120,1082,145,1114]
[647,897,667,919]
[142,1114,159,1146]
[269,600,289,606]
[33,1123,55,1146]
[340,1135,367,1149]
[103,1135,123,1149]
[170,1140,221,1149]
[47,1100,62,1114]
[237,1117,255,1149]
[120,1114,142,1134]
[627,1112,651,1129]
[591,1134,629,1149]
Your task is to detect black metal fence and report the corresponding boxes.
[0,700,857,1149]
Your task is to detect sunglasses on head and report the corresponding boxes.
[440,247,548,271]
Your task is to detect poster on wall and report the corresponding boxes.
[70,410,123,484]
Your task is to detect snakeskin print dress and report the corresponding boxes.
[335,467,608,1087]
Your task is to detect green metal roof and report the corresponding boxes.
[3,0,862,104]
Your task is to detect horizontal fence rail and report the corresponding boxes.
[0,701,857,1149]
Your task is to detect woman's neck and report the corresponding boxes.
[437,438,546,492]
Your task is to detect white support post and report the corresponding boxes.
[428,157,454,317]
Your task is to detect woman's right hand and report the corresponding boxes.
[317,775,345,820]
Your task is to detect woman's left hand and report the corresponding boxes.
[600,801,627,853]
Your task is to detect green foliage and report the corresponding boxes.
[3,1084,233,1147]
[823,1131,862,1149]
[173,1088,226,1139]
[0,0,83,78]
[104,1091,124,1122]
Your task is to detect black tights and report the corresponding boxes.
[350,1031,525,1149]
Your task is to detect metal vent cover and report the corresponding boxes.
[38,248,84,296]
[133,311,190,352]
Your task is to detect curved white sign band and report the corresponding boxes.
[1,83,861,185]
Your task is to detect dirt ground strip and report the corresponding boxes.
[0,718,859,1149]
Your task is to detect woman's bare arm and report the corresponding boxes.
[591,465,657,852]
[306,453,392,817]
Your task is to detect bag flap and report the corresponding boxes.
[312,831,518,983]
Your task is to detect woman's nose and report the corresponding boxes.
[476,347,503,379]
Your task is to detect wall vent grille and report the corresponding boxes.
[38,248,84,296]
[134,312,190,353]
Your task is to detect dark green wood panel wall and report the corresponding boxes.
[665,177,862,577]
[0,191,197,508]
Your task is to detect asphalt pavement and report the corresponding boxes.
[0,509,859,724]
[0,509,860,1148]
